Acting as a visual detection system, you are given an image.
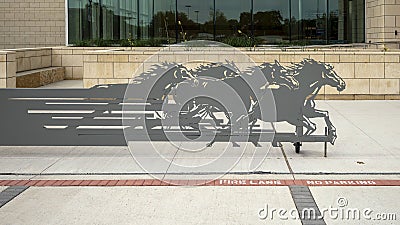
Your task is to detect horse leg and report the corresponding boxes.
[250,119,257,134]
[304,108,336,143]
[206,140,215,147]
[287,117,316,136]
[303,116,317,136]
[224,111,231,128]
[208,106,226,129]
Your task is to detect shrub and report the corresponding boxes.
[71,38,163,47]
[221,36,261,47]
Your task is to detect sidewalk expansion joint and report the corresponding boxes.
[280,144,295,179]
[289,185,326,225]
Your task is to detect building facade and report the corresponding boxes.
[0,0,66,49]
[1,0,399,49]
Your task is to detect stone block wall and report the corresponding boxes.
[15,48,52,72]
[1,47,61,88]
[0,51,16,88]
[0,0,65,49]
[245,51,400,100]
[83,48,162,88]
[2,46,400,100]
[82,49,400,100]
[366,0,400,44]
[51,47,145,80]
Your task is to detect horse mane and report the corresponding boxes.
[193,60,240,79]
[130,62,181,85]
[243,62,272,77]
[286,58,322,75]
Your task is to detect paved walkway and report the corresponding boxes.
[0,100,399,224]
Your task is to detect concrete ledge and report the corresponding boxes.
[16,67,65,88]
[322,94,400,100]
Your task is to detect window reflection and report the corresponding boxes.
[67,0,365,45]
[253,0,290,44]
[215,0,251,40]
[177,0,214,41]
[152,0,176,43]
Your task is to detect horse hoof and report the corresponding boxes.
[330,136,337,145]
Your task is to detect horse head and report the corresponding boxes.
[145,63,194,101]
[292,59,346,92]
[272,60,299,90]
[320,63,346,92]
[173,64,194,81]
[259,61,299,90]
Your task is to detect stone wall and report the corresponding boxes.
[366,0,400,44]
[0,51,16,88]
[82,48,400,100]
[0,48,59,88]
[51,47,138,80]
[15,48,52,72]
[2,46,400,100]
[83,48,160,88]
[0,0,65,49]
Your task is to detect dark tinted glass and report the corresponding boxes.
[291,0,327,44]
[214,0,251,41]
[253,0,290,44]
[177,0,214,41]
[68,0,365,45]
[151,0,176,43]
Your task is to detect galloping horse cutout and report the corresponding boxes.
[172,61,298,132]
[0,57,345,152]
[172,59,345,147]
[273,59,345,143]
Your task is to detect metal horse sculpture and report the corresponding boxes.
[172,59,345,146]
[281,59,345,143]
[0,58,345,153]
[173,61,298,131]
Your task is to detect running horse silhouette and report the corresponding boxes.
[173,61,298,132]
[257,59,346,144]
[173,59,345,145]
[125,62,194,131]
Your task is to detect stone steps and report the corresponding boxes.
[16,67,65,88]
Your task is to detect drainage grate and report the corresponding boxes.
[0,186,29,208]
[289,185,326,225]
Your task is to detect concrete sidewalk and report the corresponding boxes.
[0,100,399,224]
[0,100,398,177]
[0,186,398,225]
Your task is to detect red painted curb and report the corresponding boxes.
[0,179,399,187]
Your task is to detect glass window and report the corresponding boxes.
[100,0,116,40]
[90,0,101,40]
[177,0,214,41]
[140,0,150,39]
[328,0,340,43]
[68,0,365,45]
[214,0,251,41]
[152,0,176,43]
[118,0,138,40]
[253,0,290,44]
[346,0,365,43]
[68,0,85,43]
[291,0,327,44]
[69,0,101,41]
